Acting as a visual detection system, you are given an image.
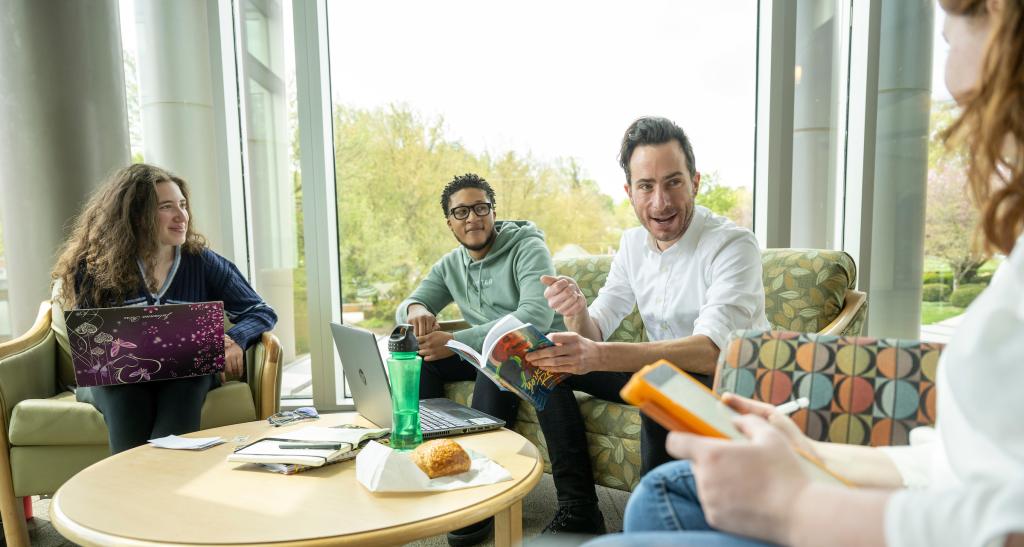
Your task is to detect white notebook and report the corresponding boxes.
[228,426,389,467]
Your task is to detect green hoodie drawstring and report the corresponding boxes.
[465,258,481,310]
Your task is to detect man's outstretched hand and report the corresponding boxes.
[540,275,588,317]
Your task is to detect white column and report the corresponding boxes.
[0,0,129,334]
[133,0,229,256]
[866,0,933,338]
[790,1,843,249]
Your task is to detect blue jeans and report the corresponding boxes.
[583,461,777,547]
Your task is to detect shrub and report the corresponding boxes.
[921,283,951,302]
[966,271,993,286]
[950,284,986,308]
[922,271,953,286]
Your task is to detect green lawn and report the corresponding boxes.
[922,257,1002,274]
[921,301,964,325]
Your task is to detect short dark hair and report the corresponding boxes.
[440,173,497,216]
[618,117,697,182]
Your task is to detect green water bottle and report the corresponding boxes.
[386,324,423,451]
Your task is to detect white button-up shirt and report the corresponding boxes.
[589,206,770,350]
[884,234,1024,547]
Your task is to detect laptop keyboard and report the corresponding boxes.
[419,405,462,431]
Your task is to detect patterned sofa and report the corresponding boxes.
[444,249,875,491]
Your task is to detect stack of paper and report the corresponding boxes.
[148,435,225,450]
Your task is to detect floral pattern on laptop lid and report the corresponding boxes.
[66,302,225,387]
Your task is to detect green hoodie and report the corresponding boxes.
[396,220,564,352]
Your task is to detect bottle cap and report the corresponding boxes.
[388,324,419,353]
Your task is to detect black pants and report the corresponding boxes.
[84,374,218,454]
[535,371,675,507]
[419,355,521,427]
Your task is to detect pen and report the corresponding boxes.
[775,397,810,416]
[278,442,343,450]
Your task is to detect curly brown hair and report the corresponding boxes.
[52,163,207,308]
[941,0,1024,256]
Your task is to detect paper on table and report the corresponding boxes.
[356,441,512,492]
[148,435,224,450]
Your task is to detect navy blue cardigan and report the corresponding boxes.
[75,248,277,349]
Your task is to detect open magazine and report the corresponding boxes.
[445,314,568,410]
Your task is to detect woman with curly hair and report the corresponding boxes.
[52,163,277,454]
[591,1,1024,546]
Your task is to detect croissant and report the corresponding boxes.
[411,439,471,478]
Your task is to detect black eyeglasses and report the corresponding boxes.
[448,202,494,220]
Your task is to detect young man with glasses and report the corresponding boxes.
[395,172,562,547]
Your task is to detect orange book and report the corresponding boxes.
[621,359,851,486]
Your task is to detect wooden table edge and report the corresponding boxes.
[50,452,544,547]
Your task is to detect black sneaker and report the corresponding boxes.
[447,517,493,546]
[541,504,607,535]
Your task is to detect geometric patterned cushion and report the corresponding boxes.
[761,248,858,333]
[716,330,941,446]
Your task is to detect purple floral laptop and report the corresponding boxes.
[65,302,225,387]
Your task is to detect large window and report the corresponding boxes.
[236,0,310,399]
[119,0,311,401]
[119,1,144,164]
[326,1,757,337]
[919,9,1000,342]
[790,1,848,248]
[105,0,943,408]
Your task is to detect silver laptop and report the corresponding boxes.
[330,322,505,438]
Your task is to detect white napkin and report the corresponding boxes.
[356,441,512,492]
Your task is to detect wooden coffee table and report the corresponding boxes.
[49,413,542,546]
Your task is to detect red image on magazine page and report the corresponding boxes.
[489,327,565,397]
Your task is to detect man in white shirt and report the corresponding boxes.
[525,116,770,536]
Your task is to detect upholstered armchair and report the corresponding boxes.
[760,249,867,336]
[440,248,870,492]
[0,301,282,546]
